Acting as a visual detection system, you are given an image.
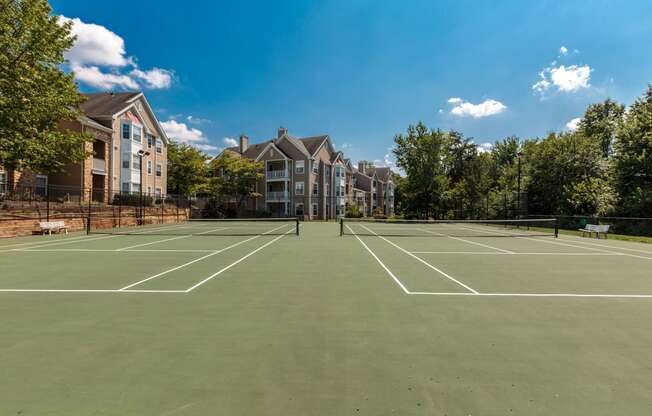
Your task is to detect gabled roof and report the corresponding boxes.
[81,92,169,144]
[277,134,311,158]
[353,170,373,191]
[300,135,329,155]
[367,166,392,181]
[81,92,142,117]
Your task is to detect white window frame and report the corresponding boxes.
[155,188,162,197]
[132,125,142,143]
[121,123,131,140]
[146,133,154,148]
[132,154,141,170]
[295,181,304,195]
[156,164,162,177]
[156,138,163,153]
[121,182,130,193]
[295,160,305,174]
[312,183,319,196]
[295,203,304,216]
[122,152,130,169]
[311,203,318,216]
[312,161,319,174]
[147,160,152,175]
[0,170,7,194]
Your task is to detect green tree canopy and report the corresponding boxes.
[0,0,91,173]
[207,152,264,208]
[578,98,625,158]
[167,142,210,196]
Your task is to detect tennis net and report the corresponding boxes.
[340,218,558,238]
[89,218,300,236]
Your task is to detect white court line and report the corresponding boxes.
[346,225,410,294]
[114,227,228,251]
[418,228,515,254]
[558,235,652,254]
[184,229,293,292]
[408,291,652,299]
[410,251,623,256]
[118,224,290,290]
[450,224,652,260]
[12,248,216,253]
[0,233,94,250]
[0,289,186,293]
[359,224,478,294]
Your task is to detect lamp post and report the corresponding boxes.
[516,151,523,218]
[137,149,150,225]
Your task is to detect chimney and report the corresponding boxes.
[239,135,249,153]
[278,126,288,138]
[358,161,366,174]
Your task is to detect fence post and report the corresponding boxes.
[86,188,92,234]
[46,185,50,222]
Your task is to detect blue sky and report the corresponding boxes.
[51,0,652,166]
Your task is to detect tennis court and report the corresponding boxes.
[2,219,652,415]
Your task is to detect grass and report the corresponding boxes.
[1,222,652,415]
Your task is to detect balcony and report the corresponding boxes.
[92,157,106,174]
[266,170,289,180]
[266,191,290,201]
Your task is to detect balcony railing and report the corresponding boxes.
[92,157,106,173]
[266,170,289,180]
[266,191,290,201]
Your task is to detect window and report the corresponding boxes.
[155,188,162,197]
[156,138,162,153]
[146,133,154,148]
[312,161,319,174]
[325,166,331,177]
[35,175,47,195]
[325,183,329,196]
[147,160,152,175]
[312,183,319,196]
[295,203,304,216]
[132,183,141,193]
[132,125,142,143]
[295,160,305,174]
[122,123,131,140]
[133,155,141,170]
[122,153,130,169]
[295,181,304,195]
[156,164,162,177]
[0,171,7,194]
[121,182,130,193]
[311,203,318,216]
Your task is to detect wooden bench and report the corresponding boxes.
[39,221,69,235]
[579,224,610,239]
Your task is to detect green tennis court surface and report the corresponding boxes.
[1,221,652,415]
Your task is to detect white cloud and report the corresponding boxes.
[223,137,238,147]
[161,119,220,155]
[477,142,493,153]
[566,117,582,131]
[559,46,569,56]
[533,64,592,95]
[447,97,463,104]
[60,15,129,67]
[60,15,173,90]
[186,115,211,125]
[131,68,173,89]
[449,98,507,118]
[71,65,139,90]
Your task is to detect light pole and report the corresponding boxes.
[137,149,150,225]
[516,151,523,218]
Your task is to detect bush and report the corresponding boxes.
[345,205,363,218]
[112,193,154,207]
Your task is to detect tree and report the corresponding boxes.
[207,152,264,213]
[0,0,91,173]
[578,98,625,158]
[167,142,209,196]
[612,85,652,216]
[393,123,450,217]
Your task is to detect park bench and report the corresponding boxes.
[39,221,69,235]
[579,223,610,239]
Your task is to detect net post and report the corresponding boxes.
[86,188,92,235]
[554,217,559,238]
[296,217,300,236]
[340,218,344,236]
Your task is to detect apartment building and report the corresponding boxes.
[0,92,168,202]
[219,127,394,219]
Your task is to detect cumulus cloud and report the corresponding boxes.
[161,120,220,155]
[130,68,173,89]
[533,63,592,95]
[60,15,173,90]
[559,46,569,56]
[566,117,582,131]
[70,65,139,90]
[186,115,211,125]
[223,137,238,147]
[448,98,507,118]
[477,142,493,153]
